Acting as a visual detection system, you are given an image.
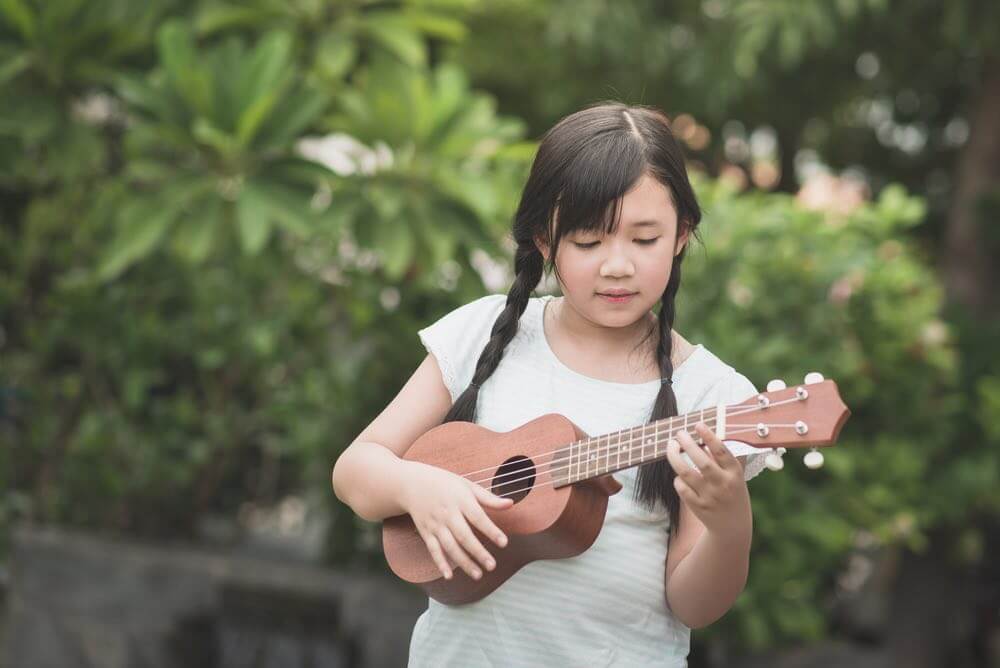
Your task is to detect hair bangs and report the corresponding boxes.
[548,132,648,252]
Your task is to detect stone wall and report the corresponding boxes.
[5,525,426,668]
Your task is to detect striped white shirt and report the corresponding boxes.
[409,294,769,667]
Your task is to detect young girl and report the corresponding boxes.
[332,101,772,666]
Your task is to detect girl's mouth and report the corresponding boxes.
[597,293,636,303]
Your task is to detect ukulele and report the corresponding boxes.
[383,372,849,605]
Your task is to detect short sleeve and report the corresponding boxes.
[417,294,507,404]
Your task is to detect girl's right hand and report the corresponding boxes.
[400,460,514,581]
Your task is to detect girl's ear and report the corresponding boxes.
[674,227,690,257]
[534,234,551,262]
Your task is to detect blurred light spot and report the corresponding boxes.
[943,117,969,147]
[470,249,513,292]
[724,136,750,163]
[671,114,697,142]
[669,25,694,49]
[718,163,748,190]
[727,279,753,307]
[749,126,777,160]
[856,52,880,79]
[297,133,394,176]
[750,160,780,189]
[794,148,825,184]
[687,124,711,150]
[380,286,401,310]
[701,0,725,19]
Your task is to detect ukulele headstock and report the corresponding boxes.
[726,372,850,471]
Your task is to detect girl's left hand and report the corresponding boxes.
[665,422,752,540]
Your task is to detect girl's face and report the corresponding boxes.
[538,172,688,330]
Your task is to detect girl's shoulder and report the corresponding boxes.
[416,294,510,403]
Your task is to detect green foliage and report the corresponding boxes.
[100,21,335,277]
[1,0,528,558]
[677,177,986,647]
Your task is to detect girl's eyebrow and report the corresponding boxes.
[627,220,661,228]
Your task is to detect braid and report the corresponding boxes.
[635,253,685,534]
[443,242,545,424]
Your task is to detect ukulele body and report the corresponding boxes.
[382,413,622,606]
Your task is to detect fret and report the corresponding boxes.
[615,428,622,469]
[570,441,583,482]
[639,424,646,465]
[587,438,595,479]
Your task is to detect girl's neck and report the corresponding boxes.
[546,296,693,377]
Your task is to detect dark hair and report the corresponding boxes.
[442,100,703,536]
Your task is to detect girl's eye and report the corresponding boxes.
[572,237,661,249]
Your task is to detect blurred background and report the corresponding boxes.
[1,0,999,666]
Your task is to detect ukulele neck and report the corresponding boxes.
[552,406,729,486]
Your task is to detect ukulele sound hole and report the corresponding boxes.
[491,456,536,504]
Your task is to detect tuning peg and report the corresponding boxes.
[804,372,825,385]
[765,447,786,471]
[804,448,825,469]
[766,379,787,392]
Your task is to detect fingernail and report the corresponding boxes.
[473,569,481,579]
[499,535,508,546]
[445,571,452,580]
[486,559,495,569]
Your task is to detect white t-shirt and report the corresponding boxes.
[408,293,770,667]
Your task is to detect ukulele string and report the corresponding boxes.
[484,425,766,501]
[457,397,798,487]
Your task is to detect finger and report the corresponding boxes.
[452,510,498,571]
[419,529,453,580]
[677,428,718,477]
[673,475,702,504]
[437,526,482,580]
[466,500,509,549]
[470,482,515,509]
[696,422,736,470]
[665,438,703,491]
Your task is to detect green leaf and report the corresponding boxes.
[237,178,316,240]
[399,9,467,41]
[171,197,222,262]
[195,4,277,36]
[98,198,179,280]
[236,88,282,146]
[362,12,426,67]
[237,183,273,254]
[0,0,36,40]
[314,32,357,80]
[238,30,293,112]
[257,86,330,150]
[157,20,213,117]
[0,51,30,86]
[373,217,414,280]
[192,117,239,159]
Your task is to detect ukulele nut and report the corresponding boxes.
[795,420,809,435]
[796,387,809,400]
[756,423,769,437]
[757,395,770,408]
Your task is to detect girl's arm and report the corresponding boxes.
[663,436,754,629]
[332,353,452,521]
[332,440,422,521]
[333,353,512,580]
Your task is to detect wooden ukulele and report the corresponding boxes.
[383,372,850,605]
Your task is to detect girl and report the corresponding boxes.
[332,101,772,666]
